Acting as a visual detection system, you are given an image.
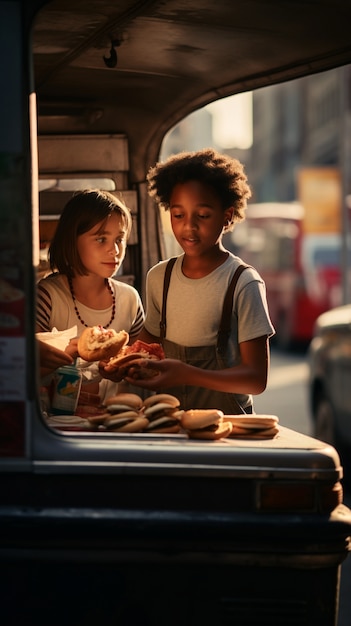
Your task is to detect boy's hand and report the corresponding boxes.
[98,360,124,382]
[124,358,184,390]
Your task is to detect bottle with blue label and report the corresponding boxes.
[51,361,82,415]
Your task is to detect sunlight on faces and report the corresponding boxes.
[77,212,128,278]
[169,180,232,256]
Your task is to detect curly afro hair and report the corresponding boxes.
[147,148,251,230]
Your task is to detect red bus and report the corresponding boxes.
[224,202,345,349]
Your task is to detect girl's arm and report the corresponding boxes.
[37,339,74,378]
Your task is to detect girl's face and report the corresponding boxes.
[77,211,128,278]
[169,180,232,257]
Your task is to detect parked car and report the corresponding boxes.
[308,304,351,469]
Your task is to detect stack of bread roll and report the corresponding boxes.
[180,409,279,440]
[87,392,184,433]
[223,414,279,439]
[47,389,279,440]
[180,409,232,440]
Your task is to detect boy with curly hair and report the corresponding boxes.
[119,148,275,413]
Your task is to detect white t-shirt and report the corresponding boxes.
[144,253,275,366]
[37,273,144,339]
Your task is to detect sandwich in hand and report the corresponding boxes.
[77,325,129,362]
[103,340,165,379]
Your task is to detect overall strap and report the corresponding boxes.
[160,257,177,343]
[217,263,250,353]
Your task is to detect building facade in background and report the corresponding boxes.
[162,65,351,209]
[250,66,351,205]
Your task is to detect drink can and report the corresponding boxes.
[51,364,82,415]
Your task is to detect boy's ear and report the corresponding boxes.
[224,208,234,227]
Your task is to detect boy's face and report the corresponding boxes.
[169,180,232,257]
[77,212,128,278]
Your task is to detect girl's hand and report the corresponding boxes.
[38,340,74,377]
[39,340,74,369]
[65,337,79,359]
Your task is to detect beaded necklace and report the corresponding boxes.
[68,276,116,329]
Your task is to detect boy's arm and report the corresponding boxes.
[124,335,269,395]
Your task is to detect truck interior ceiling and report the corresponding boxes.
[31,0,351,287]
[32,0,351,147]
